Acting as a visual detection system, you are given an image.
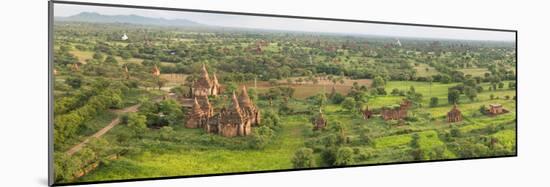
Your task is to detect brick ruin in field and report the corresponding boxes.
[446,104,463,123]
[486,104,509,116]
[313,108,328,130]
[380,99,412,121]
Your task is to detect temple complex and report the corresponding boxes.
[185,83,260,137]
[447,104,463,123]
[191,64,221,98]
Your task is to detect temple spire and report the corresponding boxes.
[201,63,209,78]
[239,85,252,107]
[212,72,220,86]
[231,91,241,110]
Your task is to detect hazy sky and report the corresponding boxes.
[54,4,515,41]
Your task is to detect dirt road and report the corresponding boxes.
[66,104,141,156]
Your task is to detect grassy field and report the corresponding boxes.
[459,68,490,77]
[245,78,372,99]
[69,50,173,67]
[413,63,440,77]
[80,114,310,181]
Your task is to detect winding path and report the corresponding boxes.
[66,104,141,156]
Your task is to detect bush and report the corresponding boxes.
[65,76,83,89]
[330,92,345,104]
[341,97,356,111]
[334,147,354,166]
[429,97,439,107]
[292,148,316,168]
[450,126,462,137]
[127,113,147,133]
[250,126,275,149]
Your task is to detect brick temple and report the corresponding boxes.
[446,104,463,123]
[380,100,412,121]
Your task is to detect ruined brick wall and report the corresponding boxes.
[219,124,239,137]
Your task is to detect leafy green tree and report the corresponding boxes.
[450,127,462,137]
[251,126,275,149]
[93,52,104,61]
[65,76,82,89]
[429,97,439,107]
[120,51,132,60]
[313,93,328,108]
[508,82,516,89]
[330,92,345,104]
[53,152,81,182]
[372,75,386,88]
[391,88,400,96]
[160,126,174,140]
[127,113,147,133]
[341,97,356,111]
[334,147,354,166]
[359,131,373,145]
[448,89,460,104]
[440,74,451,84]
[292,148,316,168]
[158,99,183,125]
[410,133,423,160]
[465,86,477,101]
[104,55,118,64]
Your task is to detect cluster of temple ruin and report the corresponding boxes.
[150,64,509,135]
[184,65,261,137]
[313,99,509,131]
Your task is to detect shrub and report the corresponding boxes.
[292,148,316,168]
[334,147,354,166]
[429,97,439,107]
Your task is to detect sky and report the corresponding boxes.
[54,4,515,41]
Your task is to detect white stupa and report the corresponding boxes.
[121,33,128,41]
[396,39,402,47]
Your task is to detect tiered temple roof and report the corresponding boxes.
[185,97,206,128]
[196,64,212,89]
[192,64,220,97]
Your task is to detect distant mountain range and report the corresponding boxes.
[55,12,202,27]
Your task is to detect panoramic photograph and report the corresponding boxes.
[51,3,517,184]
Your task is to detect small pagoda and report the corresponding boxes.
[446,104,463,123]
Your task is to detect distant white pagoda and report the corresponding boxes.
[121,33,128,41]
[396,39,402,47]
